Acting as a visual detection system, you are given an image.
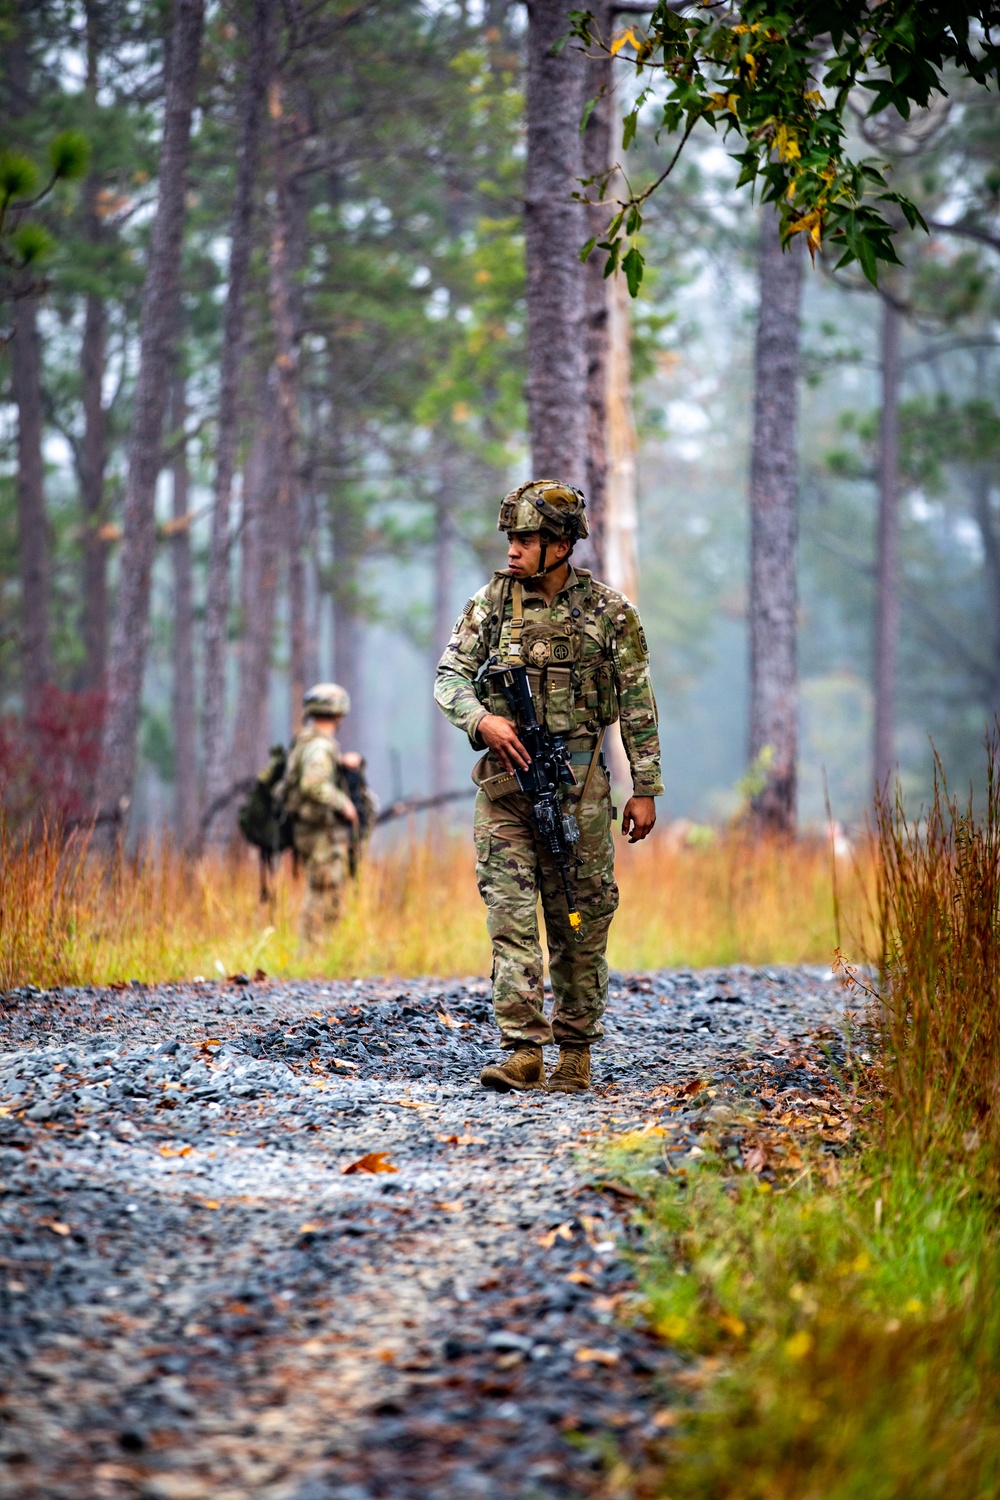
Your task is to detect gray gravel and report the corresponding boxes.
[0,966,847,1498]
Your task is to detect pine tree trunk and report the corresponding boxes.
[331,497,364,748]
[231,400,280,792]
[604,259,640,795]
[201,0,272,834]
[581,0,612,571]
[169,369,198,849]
[604,234,639,609]
[525,0,587,489]
[267,80,306,733]
[94,0,205,829]
[431,456,455,796]
[80,4,109,693]
[11,294,52,717]
[873,291,901,800]
[747,207,803,835]
[80,285,109,693]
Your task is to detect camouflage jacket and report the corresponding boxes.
[283,725,355,826]
[434,567,663,797]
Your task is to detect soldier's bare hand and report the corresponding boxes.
[478,713,531,773]
[622,796,656,843]
[340,799,359,825]
[339,750,362,771]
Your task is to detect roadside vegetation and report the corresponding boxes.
[608,750,1000,1499]
[0,824,872,992]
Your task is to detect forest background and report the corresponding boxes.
[1,0,999,849]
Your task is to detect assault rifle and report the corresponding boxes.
[487,661,582,932]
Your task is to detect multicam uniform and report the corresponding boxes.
[283,724,356,946]
[434,565,663,1050]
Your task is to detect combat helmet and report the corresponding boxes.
[303,682,351,718]
[497,480,589,544]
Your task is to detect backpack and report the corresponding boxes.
[238,744,295,858]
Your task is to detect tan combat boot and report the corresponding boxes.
[480,1044,545,1093]
[547,1044,591,1094]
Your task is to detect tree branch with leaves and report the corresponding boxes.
[571,1,1000,292]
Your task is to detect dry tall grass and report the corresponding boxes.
[876,743,1000,1169]
[0,819,872,991]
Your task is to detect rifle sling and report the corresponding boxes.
[507,579,524,663]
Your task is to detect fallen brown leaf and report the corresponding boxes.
[537,1222,575,1249]
[331,1058,359,1071]
[575,1346,619,1366]
[342,1152,398,1175]
[565,1271,596,1287]
[436,1010,459,1029]
[41,1220,71,1237]
[159,1144,193,1158]
[435,1200,465,1212]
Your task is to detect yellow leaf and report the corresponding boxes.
[610,26,641,56]
[299,1222,324,1235]
[655,1314,688,1340]
[718,1312,746,1338]
[343,1152,398,1175]
[785,1330,813,1360]
[201,1199,221,1210]
[774,124,800,163]
[159,1144,193,1158]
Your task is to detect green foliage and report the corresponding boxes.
[9,221,53,265]
[571,1,999,293]
[629,1160,1000,1500]
[48,129,90,182]
[0,151,40,203]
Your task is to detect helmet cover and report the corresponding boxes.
[303,682,351,718]
[497,479,590,542]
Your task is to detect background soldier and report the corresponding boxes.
[282,683,361,947]
[434,480,662,1094]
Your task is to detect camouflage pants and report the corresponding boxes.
[473,765,619,1049]
[294,825,351,948]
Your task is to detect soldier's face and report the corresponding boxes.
[506,531,570,577]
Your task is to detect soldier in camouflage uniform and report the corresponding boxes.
[282,683,361,948]
[434,480,662,1094]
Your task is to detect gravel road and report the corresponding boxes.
[1,967,846,1500]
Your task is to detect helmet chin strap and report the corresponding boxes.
[508,533,569,578]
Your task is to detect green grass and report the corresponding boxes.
[612,1150,1000,1500]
